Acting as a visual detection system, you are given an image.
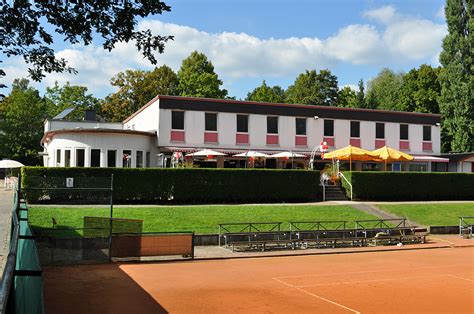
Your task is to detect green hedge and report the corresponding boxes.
[21,167,320,204]
[343,171,474,201]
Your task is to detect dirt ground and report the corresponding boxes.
[43,246,474,314]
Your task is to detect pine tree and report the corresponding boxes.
[356,79,366,108]
[438,0,473,152]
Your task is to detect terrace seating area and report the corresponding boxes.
[218,219,427,252]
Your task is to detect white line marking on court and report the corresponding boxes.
[272,277,360,314]
[296,274,447,288]
[429,237,456,247]
[448,275,474,282]
[274,264,462,280]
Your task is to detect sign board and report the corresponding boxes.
[66,178,74,188]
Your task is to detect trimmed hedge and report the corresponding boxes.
[21,167,320,204]
[343,171,474,201]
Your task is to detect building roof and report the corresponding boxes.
[439,152,474,162]
[41,128,155,144]
[124,95,441,125]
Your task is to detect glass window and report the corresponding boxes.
[205,113,217,131]
[350,121,360,138]
[76,148,85,167]
[409,163,427,172]
[296,118,306,135]
[136,151,143,168]
[171,111,184,130]
[237,115,248,133]
[107,150,116,168]
[123,150,132,168]
[324,119,334,137]
[267,116,278,134]
[146,152,151,168]
[65,150,71,167]
[56,149,61,166]
[91,149,101,167]
[423,125,431,141]
[400,124,409,140]
[376,123,385,139]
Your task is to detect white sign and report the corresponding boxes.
[66,178,74,188]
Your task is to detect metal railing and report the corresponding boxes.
[459,216,474,238]
[337,171,352,201]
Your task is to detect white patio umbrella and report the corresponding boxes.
[0,159,24,168]
[186,149,226,157]
[233,151,270,158]
[270,152,306,158]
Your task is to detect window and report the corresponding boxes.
[376,123,385,139]
[76,149,85,167]
[91,149,101,167]
[205,113,217,131]
[171,111,184,130]
[56,149,61,166]
[324,119,334,137]
[146,152,151,168]
[296,118,306,135]
[267,116,278,134]
[65,150,71,167]
[350,121,360,138]
[123,150,132,168]
[237,115,248,133]
[136,151,143,168]
[400,124,409,140]
[107,150,116,167]
[423,125,431,141]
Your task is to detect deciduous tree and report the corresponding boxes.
[337,86,358,108]
[366,68,404,110]
[285,69,339,106]
[246,81,285,103]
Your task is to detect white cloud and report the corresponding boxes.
[2,5,446,98]
[436,5,445,20]
[363,5,396,24]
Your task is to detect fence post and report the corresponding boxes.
[108,174,114,262]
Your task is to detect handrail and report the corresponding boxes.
[337,171,352,201]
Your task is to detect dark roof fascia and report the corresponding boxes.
[439,152,474,162]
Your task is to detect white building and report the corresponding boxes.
[41,95,473,172]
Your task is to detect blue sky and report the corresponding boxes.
[3,0,446,100]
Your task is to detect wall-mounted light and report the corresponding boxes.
[314,116,319,120]
[435,122,441,127]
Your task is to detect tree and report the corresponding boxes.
[246,81,285,103]
[0,79,48,165]
[337,86,358,108]
[1,1,173,84]
[365,68,404,110]
[45,82,100,120]
[285,69,339,106]
[101,65,178,122]
[438,0,473,152]
[399,65,441,114]
[177,51,228,99]
[356,79,366,108]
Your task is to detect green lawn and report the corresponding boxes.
[378,203,474,226]
[29,205,377,234]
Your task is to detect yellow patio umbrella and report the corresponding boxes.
[370,146,414,171]
[323,145,376,171]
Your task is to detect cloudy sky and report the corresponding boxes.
[2,0,446,99]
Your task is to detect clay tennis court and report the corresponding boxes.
[44,246,474,313]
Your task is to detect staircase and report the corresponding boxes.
[323,185,349,201]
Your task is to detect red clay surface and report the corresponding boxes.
[44,247,474,314]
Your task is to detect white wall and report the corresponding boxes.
[44,132,158,168]
[124,99,160,133]
[45,120,123,132]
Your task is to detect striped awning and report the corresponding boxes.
[159,146,316,156]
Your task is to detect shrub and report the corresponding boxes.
[343,171,474,201]
[21,167,320,204]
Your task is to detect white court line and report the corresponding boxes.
[272,277,360,314]
[274,264,463,280]
[297,274,447,288]
[429,237,456,246]
[448,274,474,282]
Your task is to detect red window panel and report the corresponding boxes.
[422,142,433,151]
[399,140,410,150]
[323,137,335,147]
[349,138,361,147]
[204,132,218,143]
[170,130,185,142]
[375,139,385,149]
[295,136,307,146]
[266,135,279,145]
[236,133,249,145]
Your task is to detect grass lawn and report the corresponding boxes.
[378,203,474,226]
[29,205,377,235]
